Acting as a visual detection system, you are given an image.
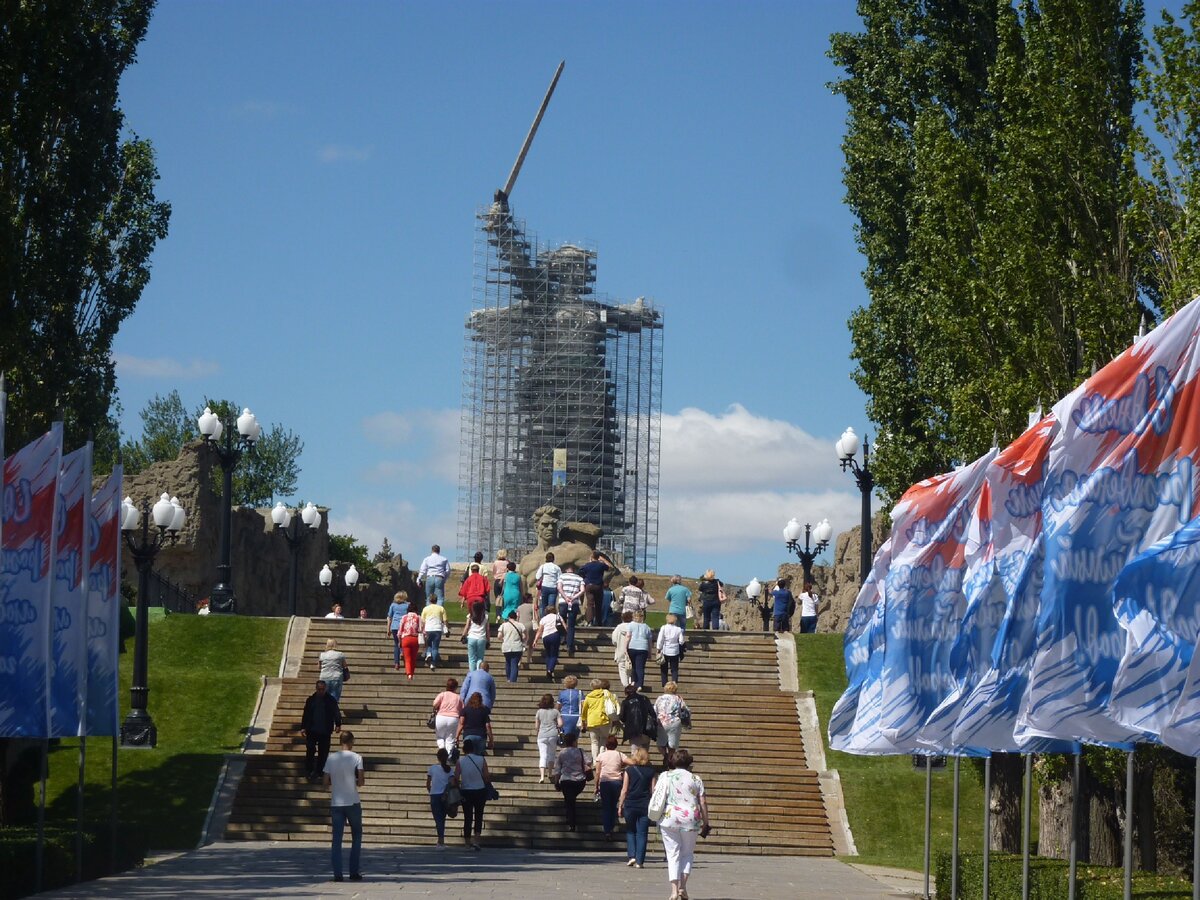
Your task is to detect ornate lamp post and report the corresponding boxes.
[783,518,834,585]
[837,427,875,585]
[119,493,186,748]
[197,405,261,613]
[318,563,360,612]
[272,502,323,617]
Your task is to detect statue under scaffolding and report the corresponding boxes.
[457,62,662,572]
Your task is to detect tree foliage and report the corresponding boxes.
[0,0,170,462]
[329,533,381,584]
[122,393,304,508]
[832,0,1146,500]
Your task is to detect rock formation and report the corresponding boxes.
[775,512,892,634]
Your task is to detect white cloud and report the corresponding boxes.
[657,404,863,555]
[330,498,458,562]
[317,144,373,164]
[361,412,413,445]
[113,354,220,380]
[658,488,861,555]
[660,403,838,492]
[360,408,460,484]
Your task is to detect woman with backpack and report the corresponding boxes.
[426,747,457,848]
[580,677,619,760]
[551,731,592,832]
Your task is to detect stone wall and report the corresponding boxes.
[114,442,334,616]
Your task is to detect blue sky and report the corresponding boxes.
[109,2,904,584]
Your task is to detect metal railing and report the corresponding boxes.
[146,568,200,614]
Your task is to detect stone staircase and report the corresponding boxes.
[224,618,835,856]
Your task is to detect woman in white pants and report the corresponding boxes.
[431,677,464,756]
[533,693,560,782]
[653,748,709,900]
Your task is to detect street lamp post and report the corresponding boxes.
[318,563,360,612]
[837,427,875,585]
[197,406,261,613]
[782,518,834,585]
[119,493,186,748]
[272,502,323,617]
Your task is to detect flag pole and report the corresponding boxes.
[1022,754,1032,900]
[1069,751,1080,900]
[923,755,933,899]
[36,737,48,892]
[110,733,118,873]
[1124,750,1135,900]
[1192,756,1198,900]
[983,755,991,900]
[952,756,961,900]
[76,735,86,882]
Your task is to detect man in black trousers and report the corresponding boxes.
[300,679,341,782]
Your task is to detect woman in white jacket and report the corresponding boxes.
[656,614,686,686]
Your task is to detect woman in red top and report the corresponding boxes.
[458,563,490,616]
[396,607,424,679]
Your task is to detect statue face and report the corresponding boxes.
[535,512,558,544]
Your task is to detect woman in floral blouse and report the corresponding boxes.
[653,682,690,756]
[652,748,709,900]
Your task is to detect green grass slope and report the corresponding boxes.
[796,632,986,870]
[42,613,286,851]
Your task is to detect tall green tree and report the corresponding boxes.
[1137,1,1200,313]
[0,0,170,461]
[122,393,304,507]
[832,0,1148,861]
[830,0,1002,499]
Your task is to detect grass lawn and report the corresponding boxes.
[797,632,992,871]
[40,612,286,852]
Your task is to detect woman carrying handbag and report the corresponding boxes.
[551,731,592,832]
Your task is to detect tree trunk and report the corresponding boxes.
[991,753,1024,852]
[1087,765,1122,867]
[1038,777,1072,860]
[0,738,40,825]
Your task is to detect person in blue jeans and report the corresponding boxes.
[625,611,653,690]
[772,577,795,634]
[324,731,364,882]
[556,675,583,737]
[426,747,455,847]
[697,570,723,629]
[617,746,656,867]
[418,544,450,605]
[664,575,692,636]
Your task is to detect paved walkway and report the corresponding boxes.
[39,842,919,899]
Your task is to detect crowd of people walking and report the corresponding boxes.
[307,546,725,892]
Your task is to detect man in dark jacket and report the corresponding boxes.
[300,679,342,782]
[619,683,657,749]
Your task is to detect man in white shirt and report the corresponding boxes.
[324,604,343,620]
[324,730,365,882]
[557,564,585,656]
[418,544,450,605]
[535,552,562,616]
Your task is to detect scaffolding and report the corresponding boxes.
[457,198,662,571]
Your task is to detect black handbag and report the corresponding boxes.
[426,711,437,730]
[342,664,351,683]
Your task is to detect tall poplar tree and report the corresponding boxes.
[0,0,171,459]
